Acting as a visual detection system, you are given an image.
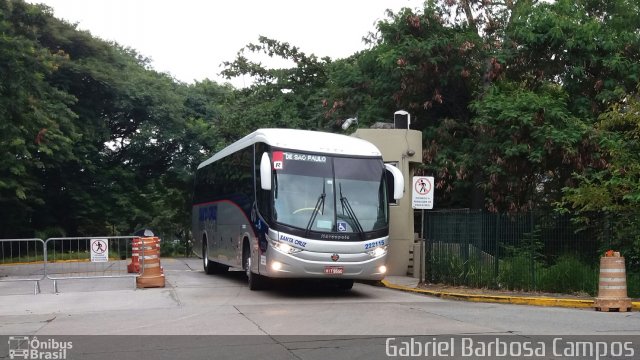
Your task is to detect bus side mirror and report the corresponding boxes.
[260,153,272,190]
[384,163,404,200]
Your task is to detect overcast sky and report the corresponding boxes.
[28,0,425,87]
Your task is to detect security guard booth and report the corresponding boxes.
[352,127,423,276]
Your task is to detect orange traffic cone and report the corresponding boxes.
[136,237,165,288]
[127,237,141,273]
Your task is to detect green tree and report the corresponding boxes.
[39,8,187,235]
[335,0,640,212]
[1,0,200,239]
[4,0,640,246]
[505,0,640,118]
[470,82,597,212]
[561,87,640,263]
[0,0,79,237]
[221,36,331,132]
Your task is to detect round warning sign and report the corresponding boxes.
[414,177,432,195]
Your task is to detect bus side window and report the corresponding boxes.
[194,164,218,204]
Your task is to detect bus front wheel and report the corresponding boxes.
[336,279,354,291]
[243,247,267,290]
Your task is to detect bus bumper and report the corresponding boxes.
[260,249,387,281]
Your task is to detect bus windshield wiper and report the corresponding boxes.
[339,183,364,238]
[305,180,326,235]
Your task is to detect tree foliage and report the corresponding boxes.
[0,0,214,240]
[1,0,640,256]
[1,0,79,236]
[560,90,640,262]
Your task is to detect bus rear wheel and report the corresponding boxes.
[203,240,228,275]
[203,241,212,274]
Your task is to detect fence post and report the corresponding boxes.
[420,209,425,284]
[530,211,536,291]
[423,212,430,283]
[494,213,500,287]
[428,212,436,284]
[463,210,469,285]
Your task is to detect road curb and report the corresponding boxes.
[381,280,640,311]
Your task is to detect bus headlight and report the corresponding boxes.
[272,241,302,254]
[367,245,388,258]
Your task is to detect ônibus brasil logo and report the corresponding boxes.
[8,336,72,359]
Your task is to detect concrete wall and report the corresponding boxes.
[352,128,422,276]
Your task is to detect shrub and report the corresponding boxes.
[539,256,597,295]
[160,241,187,257]
[498,254,540,291]
[627,272,640,298]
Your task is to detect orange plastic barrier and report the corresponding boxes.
[594,251,631,312]
[136,237,165,288]
[127,237,141,273]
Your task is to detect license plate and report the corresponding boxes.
[324,266,344,275]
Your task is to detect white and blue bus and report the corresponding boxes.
[192,128,404,290]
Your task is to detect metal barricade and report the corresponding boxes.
[44,236,142,293]
[0,238,46,294]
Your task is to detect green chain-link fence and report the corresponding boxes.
[423,210,639,297]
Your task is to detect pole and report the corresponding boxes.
[420,209,425,284]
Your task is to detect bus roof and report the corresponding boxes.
[198,128,382,169]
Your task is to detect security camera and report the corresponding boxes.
[341,117,358,130]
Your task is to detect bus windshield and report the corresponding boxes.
[272,151,388,234]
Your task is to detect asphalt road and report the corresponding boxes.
[1,258,639,359]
